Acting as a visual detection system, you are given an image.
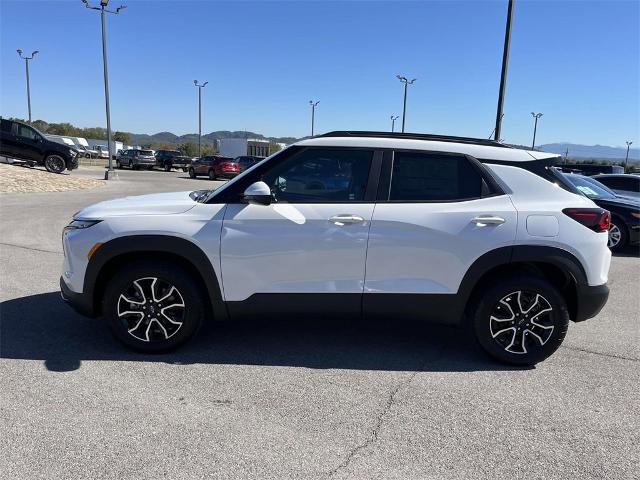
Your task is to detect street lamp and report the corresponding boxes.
[390,115,399,132]
[16,49,38,124]
[625,141,633,170]
[194,80,208,159]
[494,0,515,142]
[396,75,416,133]
[309,100,320,136]
[530,112,543,149]
[82,0,126,180]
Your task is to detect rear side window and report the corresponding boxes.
[388,152,483,201]
[140,150,154,156]
[1,119,12,133]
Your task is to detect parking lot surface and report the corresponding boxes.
[1,167,638,480]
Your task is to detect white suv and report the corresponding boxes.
[61,132,611,365]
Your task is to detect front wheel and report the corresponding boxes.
[164,164,171,172]
[208,169,216,180]
[607,220,628,252]
[188,168,196,178]
[471,275,569,365]
[103,261,204,352]
[44,154,66,174]
[116,159,122,169]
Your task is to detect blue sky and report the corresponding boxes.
[1,0,638,146]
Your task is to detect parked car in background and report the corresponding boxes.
[75,145,92,158]
[235,155,265,172]
[592,174,640,201]
[561,164,624,175]
[188,155,238,180]
[116,149,156,170]
[93,145,109,159]
[155,150,191,172]
[563,173,640,251]
[0,118,79,173]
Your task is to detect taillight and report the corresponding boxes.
[563,208,611,232]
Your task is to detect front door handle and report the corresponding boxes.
[329,214,365,225]
[472,216,506,226]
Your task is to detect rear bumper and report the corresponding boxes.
[60,276,96,318]
[215,171,239,179]
[574,283,609,322]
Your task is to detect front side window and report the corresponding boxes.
[16,124,40,140]
[262,148,373,202]
[388,152,484,202]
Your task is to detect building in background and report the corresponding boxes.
[219,138,270,158]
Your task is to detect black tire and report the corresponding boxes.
[132,164,139,171]
[103,261,204,353]
[44,154,66,174]
[471,274,569,365]
[208,169,216,180]
[116,159,122,169]
[188,168,196,178]
[608,218,628,252]
[164,164,171,172]
[85,153,91,158]
[182,167,188,172]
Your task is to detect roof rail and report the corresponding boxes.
[319,131,511,148]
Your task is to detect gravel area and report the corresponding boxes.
[0,163,105,193]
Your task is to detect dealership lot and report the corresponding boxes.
[1,167,638,479]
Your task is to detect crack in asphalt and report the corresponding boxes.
[0,242,62,255]
[326,369,420,478]
[561,344,639,362]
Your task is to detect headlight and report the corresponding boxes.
[632,212,640,219]
[63,219,102,233]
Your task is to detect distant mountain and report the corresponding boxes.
[539,143,639,162]
[130,130,298,147]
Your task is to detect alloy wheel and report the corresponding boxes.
[608,224,621,249]
[116,277,185,343]
[489,290,554,354]
[45,155,65,173]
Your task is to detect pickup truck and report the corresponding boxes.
[155,150,192,171]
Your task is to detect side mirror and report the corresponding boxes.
[243,181,272,205]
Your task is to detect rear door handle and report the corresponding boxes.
[329,214,365,225]
[471,216,506,226]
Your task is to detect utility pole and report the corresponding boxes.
[16,50,38,123]
[390,115,399,132]
[82,0,126,180]
[396,75,416,133]
[309,100,319,136]
[625,141,633,171]
[194,80,208,158]
[531,112,543,149]
[494,0,515,142]
[564,147,569,164]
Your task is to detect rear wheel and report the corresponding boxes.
[607,220,628,252]
[471,275,569,365]
[116,159,122,169]
[208,169,216,180]
[44,154,66,174]
[188,168,196,178]
[164,164,171,172]
[103,261,204,352]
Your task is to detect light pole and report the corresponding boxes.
[390,115,399,132]
[625,141,633,170]
[309,100,319,136]
[194,80,208,158]
[82,0,126,180]
[16,49,38,124]
[494,0,515,142]
[530,112,543,149]
[396,75,416,133]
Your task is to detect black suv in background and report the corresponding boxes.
[155,150,191,172]
[236,155,265,172]
[0,118,79,173]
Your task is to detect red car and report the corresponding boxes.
[188,155,239,180]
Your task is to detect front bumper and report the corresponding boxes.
[573,283,609,322]
[60,276,96,318]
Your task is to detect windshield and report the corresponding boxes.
[564,174,617,199]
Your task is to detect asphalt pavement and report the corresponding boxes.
[1,166,638,480]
